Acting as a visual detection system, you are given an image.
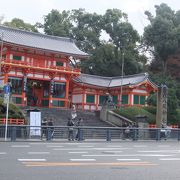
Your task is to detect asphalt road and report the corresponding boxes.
[0,141,180,180]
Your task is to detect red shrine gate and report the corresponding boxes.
[0,25,88,108]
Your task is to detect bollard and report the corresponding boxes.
[78,128,83,141]
[178,129,180,141]
[132,129,138,141]
[156,129,161,141]
[106,129,111,141]
[11,126,16,141]
[46,128,51,141]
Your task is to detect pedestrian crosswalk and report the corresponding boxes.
[2,142,180,167]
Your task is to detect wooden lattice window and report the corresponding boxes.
[99,95,106,105]
[122,95,128,104]
[86,94,95,103]
[113,95,118,105]
[140,96,145,105]
[13,55,22,61]
[134,95,139,105]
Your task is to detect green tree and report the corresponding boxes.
[71,9,102,53]
[41,8,146,76]
[102,9,139,56]
[147,73,179,124]
[43,9,72,37]
[3,18,38,32]
[143,3,180,74]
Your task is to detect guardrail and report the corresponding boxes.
[0,125,180,142]
[0,118,25,125]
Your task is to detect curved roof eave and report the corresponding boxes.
[0,25,89,58]
[4,41,89,59]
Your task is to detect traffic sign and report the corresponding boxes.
[3,84,10,94]
[3,93,9,104]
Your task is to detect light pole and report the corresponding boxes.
[120,48,124,107]
[0,32,4,89]
[0,32,4,75]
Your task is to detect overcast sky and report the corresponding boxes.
[1,0,180,35]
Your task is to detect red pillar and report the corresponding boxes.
[65,76,70,108]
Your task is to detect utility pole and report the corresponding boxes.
[120,48,124,107]
[0,31,4,75]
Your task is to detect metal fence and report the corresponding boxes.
[0,125,180,142]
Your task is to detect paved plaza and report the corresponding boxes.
[0,141,180,180]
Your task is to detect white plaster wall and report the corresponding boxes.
[9,71,15,75]
[35,74,43,78]
[10,54,13,60]
[84,105,89,110]
[91,106,96,111]
[28,73,33,77]
[72,94,83,103]
[132,89,147,93]
[16,72,23,76]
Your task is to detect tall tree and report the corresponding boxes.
[42,8,145,76]
[143,3,179,74]
[43,9,73,37]
[102,9,139,57]
[70,9,102,53]
[3,18,38,32]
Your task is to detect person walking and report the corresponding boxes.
[67,118,74,141]
[75,118,83,140]
[41,117,47,140]
[71,104,77,120]
[47,118,54,140]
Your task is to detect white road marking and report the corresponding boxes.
[106,145,122,147]
[46,145,64,148]
[0,152,7,155]
[82,154,174,157]
[158,145,170,147]
[117,159,141,161]
[11,145,30,148]
[28,152,50,154]
[78,146,94,148]
[134,145,147,148]
[68,152,88,154]
[160,158,180,161]
[138,150,180,153]
[54,148,92,151]
[70,159,96,161]
[103,151,122,153]
[53,148,129,151]
[18,159,47,162]
[94,148,129,150]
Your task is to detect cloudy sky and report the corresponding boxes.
[1,0,180,35]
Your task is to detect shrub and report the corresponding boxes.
[114,106,156,124]
[0,98,25,119]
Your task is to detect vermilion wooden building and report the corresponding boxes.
[72,73,158,111]
[0,25,88,108]
[0,25,158,110]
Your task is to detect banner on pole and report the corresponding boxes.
[30,112,41,136]
[3,94,9,104]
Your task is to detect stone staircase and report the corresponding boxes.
[21,107,114,139]
[22,107,111,127]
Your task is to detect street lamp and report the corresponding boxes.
[0,31,4,75]
[120,48,124,107]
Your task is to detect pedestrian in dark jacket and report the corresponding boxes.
[67,118,74,141]
[41,118,47,139]
[75,118,83,140]
[47,118,54,139]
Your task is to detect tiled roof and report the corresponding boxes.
[0,25,88,57]
[74,73,157,88]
